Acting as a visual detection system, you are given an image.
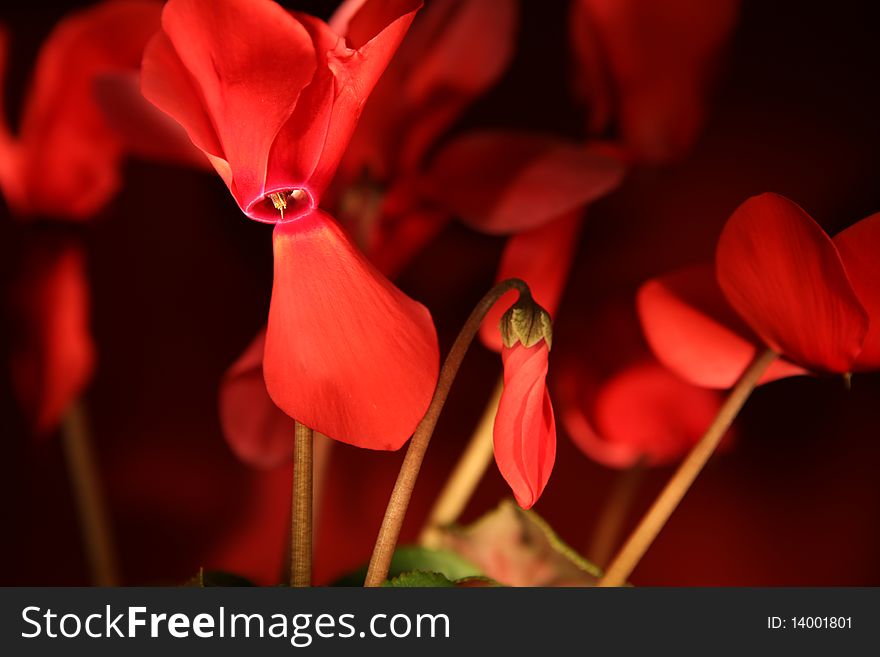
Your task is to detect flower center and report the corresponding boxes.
[266,189,310,221]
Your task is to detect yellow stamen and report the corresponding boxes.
[269,192,288,219]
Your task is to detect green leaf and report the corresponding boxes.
[382,571,456,588]
[184,568,255,587]
[332,546,483,586]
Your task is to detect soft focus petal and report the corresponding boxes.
[9,239,95,434]
[716,193,868,373]
[571,0,739,161]
[219,328,296,468]
[94,71,209,169]
[638,265,805,388]
[422,132,624,234]
[339,0,518,181]
[557,358,728,468]
[834,213,880,371]
[494,342,556,509]
[264,210,439,450]
[4,0,163,218]
[480,212,581,352]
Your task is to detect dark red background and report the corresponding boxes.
[2,0,880,585]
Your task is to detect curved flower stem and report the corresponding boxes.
[290,421,313,587]
[598,348,777,587]
[61,400,120,586]
[588,459,645,568]
[419,377,503,548]
[364,278,532,587]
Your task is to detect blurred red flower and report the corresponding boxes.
[570,0,739,163]
[0,0,163,219]
[638,193,880,388]
[8,236,95,434]
[555,300,730,468]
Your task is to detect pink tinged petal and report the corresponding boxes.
[494,343,556,509]
[94,71,209,169]
[637,265,805,389]
[716,193,868,374]
[269,2,422,202]
[0,26,23,209]
[9,242,95,435]
[480,212,582,352]
[834,213,880,371]
[423,132,625,234]
[219,328,296,468]
[143,0,318,217]
[264,210,439,450]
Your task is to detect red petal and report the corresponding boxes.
[143,0,318,217]
[264,210,439,450]
[340,0,517,182]
[9,239,95,434]
[5,0,163,219]
[638,265,804,388]
[716,193,868,373]
[834,213,880,371]
[94,71,209,169]
[269,2,421,204]
[480,212,582,352]
[219,328,296,468]
[494,343,556,509]
[422,132,624,234]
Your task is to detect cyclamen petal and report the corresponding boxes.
[637,265,805,389]
[219,329,296,468]
[834,213,880,371]
[141,0,421,223]
[264,210,439,450]
[494,342,556,509]
[716,193,868,374]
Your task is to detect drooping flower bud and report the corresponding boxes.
[494,294,556,509]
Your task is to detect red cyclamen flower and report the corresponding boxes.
[142,0,439,450]
[0,0,164,219]
[494,302,557,509]
[638,193,880,388]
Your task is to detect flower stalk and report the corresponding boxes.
[364,278,533,587]
[61,400,119,586]
[290,421,313,587]
[598,348,777,586]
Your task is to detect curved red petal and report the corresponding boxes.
[264,210,439,450]
[834,213,880,371]
[340,0,516,183]
[9,240,95,434]
[219,328,296,468]
[423,132,624,234]
[143,0,318,217]
[494,343,556,509]
[480,212,581,352]
[638,264,805,388]
[270,3,421,203]
[8,0,162,219]
[716,193,868,373]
